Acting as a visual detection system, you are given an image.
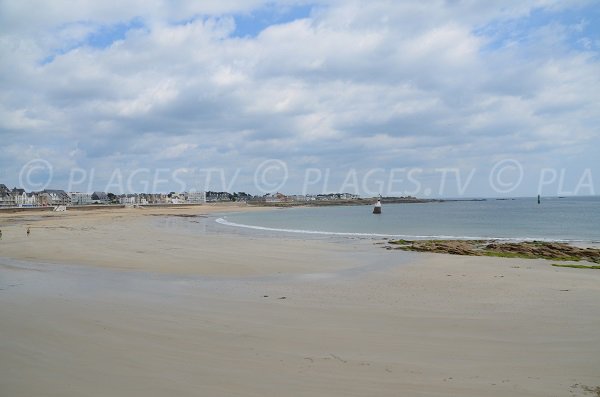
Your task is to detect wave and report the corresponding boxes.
[215,217,584,242]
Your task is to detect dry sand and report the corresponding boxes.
[1,205,600,396]
[0,205,353,276]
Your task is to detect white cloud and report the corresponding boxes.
[158,143,199,160]
[0,0,598,195]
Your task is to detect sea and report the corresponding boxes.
[216,196,600,243]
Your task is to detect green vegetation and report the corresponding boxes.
[385,239,600,264]
[483,251,583,261]
[389,239,411,245]
[481,251,540,260]
[551,263,600,270]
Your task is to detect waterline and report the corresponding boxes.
[215,217,578,242]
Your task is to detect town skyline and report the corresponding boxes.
[0,182,367,207]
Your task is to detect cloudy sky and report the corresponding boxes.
[1,0,599,197]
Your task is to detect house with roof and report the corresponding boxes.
[91,191,109,204]
[12,188,37,207]
[119,194,137,205]
[264,192,289,203]
[205,191,231,202]
[39,189,71,206]
[0,184,15,207]
[25,192,38,206]
[187,191,206,204]
[69,192,93,205]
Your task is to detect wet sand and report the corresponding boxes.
[1,205,600,396]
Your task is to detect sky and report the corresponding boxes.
[1,0,599,197]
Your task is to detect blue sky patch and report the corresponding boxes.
[475,4,600,53]
[86,18,145,49]
[41,18,146,65]
[232,3,313,38]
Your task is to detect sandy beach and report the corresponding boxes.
[1,205,600,396]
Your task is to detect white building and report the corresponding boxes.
[264,193,287,203]
[119,196,136,205]
[69,192,93,205]
[289,195,311,202]
[15,192,38,207]
[187,191,206,204]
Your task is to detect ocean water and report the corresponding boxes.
[217,196,600,242]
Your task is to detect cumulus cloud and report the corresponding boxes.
[0,0,598,196]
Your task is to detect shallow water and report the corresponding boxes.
[218,196,600,242]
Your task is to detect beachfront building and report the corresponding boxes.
[289,194,316,202]
[187,191,206,204]
[91,191,109,204]
[165,192,185,204]
[39,189,71,206]
[25,193,38,206]
[0,184,16,207]
[206,191,231,202]
[315,193,359,201]
[12,188,25,197]
[69,192,93,206]
[338,193,360,200]
[263,192,289,203]
[142,193,169,204]
[156,193,170,204]
[138,193,152,204]
[119,195,137,205]
[0,186,80,207]
[14,190,38,207]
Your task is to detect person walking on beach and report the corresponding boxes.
[0,229,2,240]
[26,227,30,237]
